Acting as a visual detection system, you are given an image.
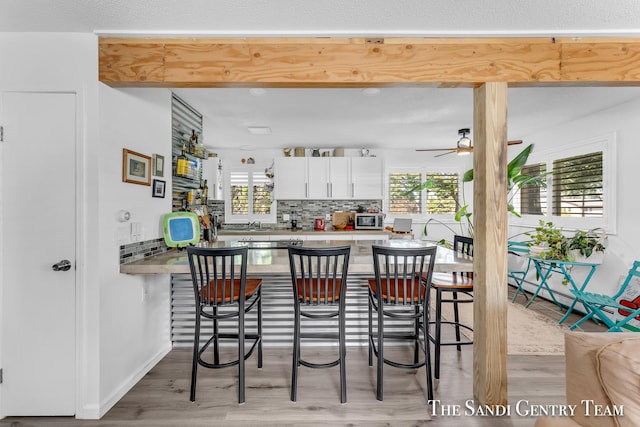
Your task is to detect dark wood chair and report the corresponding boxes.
[368,244,437,401]
[427,235,474,380]
[287,245,351,403]
[186,246,263,404]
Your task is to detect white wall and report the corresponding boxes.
[0,33,173,418]
[97,87,173,416]
[507,97,640,304]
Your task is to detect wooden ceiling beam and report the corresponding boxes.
[98,37,640,87]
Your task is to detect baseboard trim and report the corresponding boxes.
[81,344,172,419]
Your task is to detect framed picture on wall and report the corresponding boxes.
[153,154,165,177]
[152,179,166,198]
[122,149,151,186]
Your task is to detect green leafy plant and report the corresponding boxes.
[567,230,606,258]
[526,220,570,261]
[408,144,549,242]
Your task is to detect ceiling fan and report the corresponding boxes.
[416,128,523,157]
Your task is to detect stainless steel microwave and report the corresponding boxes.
[354,213,384,230]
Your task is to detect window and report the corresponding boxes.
[389,172,422,214]
[516,133,614,232]
[388,170,460,216]
[518,163,547,216]
[226,168,275,222]
[552,152,603,217]
[426,172,459,214]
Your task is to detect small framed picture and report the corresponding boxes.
[152,179,166,198]
[122,149,151,186]
[153,154,165,177]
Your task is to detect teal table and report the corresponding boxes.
[527,257,600,326]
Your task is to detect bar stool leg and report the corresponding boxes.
[434,289,443,380]
[238,309,245,404]
[257,289,263,368]
[414,305,420,364]
[213,306,220,366]
[368,297,373,367]
[339,305,347,404]
[452,292,462,351]
[376,305,384,401]
[190,308,201,402]
[291,305,300,402]
[423,305,433,401]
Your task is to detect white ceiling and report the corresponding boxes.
[4,0,640,151]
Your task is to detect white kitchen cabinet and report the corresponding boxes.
[275,156,383,200]
[307,158,330,198]
[308,157,351,199]
[329,157,351,199]
[274,157,307,199]
[351,157,384,199]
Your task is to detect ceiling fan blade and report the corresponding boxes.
[415,148,457,152]
[507,140,523,145]
[434,150,457,158]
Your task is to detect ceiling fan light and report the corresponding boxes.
[457,136,472,150]
[457,148,472,156]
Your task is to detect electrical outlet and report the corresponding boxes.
[283,213,290,221]
[325,213,331,221]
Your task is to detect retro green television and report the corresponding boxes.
[163,212,201,248]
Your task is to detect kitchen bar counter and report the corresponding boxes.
[120,239,472,275]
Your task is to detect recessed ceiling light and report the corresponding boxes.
[249,88,268,96]
[247,126,271,135]
[362,88,381,96]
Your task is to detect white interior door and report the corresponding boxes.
[1,92,77,416]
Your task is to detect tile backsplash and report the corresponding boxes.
[119,199,384,264]
[215,199,382,230]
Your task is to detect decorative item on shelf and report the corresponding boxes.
[311,148,320,157]
[360,147,370,157]
[176,144,189,177]
[294,147,305,157]
[247,157,255,164]
[122,148,151,186]
[322,151,330,157]
[241,158,246,164]
[283,147,292,157]
[265,162,275,192]
[334,147,344,157]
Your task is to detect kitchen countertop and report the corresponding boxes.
[217,229,391,236]
[119,239,472,275]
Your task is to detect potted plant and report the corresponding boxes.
[567,229,606,264]
[526,220,570,261]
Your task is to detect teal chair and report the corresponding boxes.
[508,241,532,303]
[569,261,640,331]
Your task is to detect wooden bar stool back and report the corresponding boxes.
[186,246,263,404]
[287,245,351,403]
[368,244,437,402]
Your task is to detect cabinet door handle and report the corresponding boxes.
[305,183,308,198]
[327,182,330,197]
[351,183,354,198]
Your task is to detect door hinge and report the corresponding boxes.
[0,126,4,142]
[0,368,3,384]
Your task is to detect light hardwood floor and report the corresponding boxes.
[1,286,605,427]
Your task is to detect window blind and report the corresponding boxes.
[552,151,603,217]
[425,172,459,214]
[388,172,422,214]
[519,163,547,215]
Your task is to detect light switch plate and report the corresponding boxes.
[325,213,331,221]
[283,213,290,221]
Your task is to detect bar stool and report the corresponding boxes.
[367,244,437,401]
[186,246,263,404]
[287,245,351,403]
[427,235,473,380]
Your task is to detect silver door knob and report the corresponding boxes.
[52,259,72,271]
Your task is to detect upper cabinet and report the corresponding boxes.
[351,157,384,199]
[275,156,383,200]
[274,157,308,199]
